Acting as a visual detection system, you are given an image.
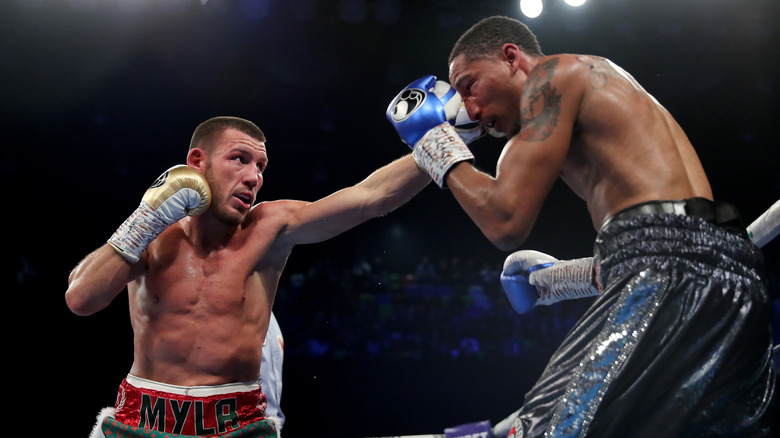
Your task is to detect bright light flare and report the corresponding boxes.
[520,0,543,19]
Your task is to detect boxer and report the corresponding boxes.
[69,116,431,437]
[387,15,775,437]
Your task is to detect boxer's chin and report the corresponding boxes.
[213,202,246,226]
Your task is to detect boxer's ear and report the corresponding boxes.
[187,148,206,171]
[503,43,531,75]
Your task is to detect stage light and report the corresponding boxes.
[521,0,588,18]
[520,0,543,19]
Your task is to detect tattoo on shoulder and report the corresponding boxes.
[520,57,562,142]
[587,59,609,89]
[584,57,639,91]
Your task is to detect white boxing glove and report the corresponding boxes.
[108,165,211,263]
[430,80,485,144]
[500,250,599,314]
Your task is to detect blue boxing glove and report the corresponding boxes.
[387,75,476,188]
[500,250,599,314]
[386,75,453,147]
[388,76,483,145]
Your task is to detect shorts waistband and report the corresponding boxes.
[603,198,747,237]
[126,374,260,397]
[116,375,267,435]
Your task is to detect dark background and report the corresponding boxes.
[3,0,778,436]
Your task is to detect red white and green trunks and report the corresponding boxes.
[92,374,277,437]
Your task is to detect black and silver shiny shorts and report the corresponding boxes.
[510,204,775,437]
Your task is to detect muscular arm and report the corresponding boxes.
[279,153,430,246]
[447,56,582,250]
[66,245,145,316]
[446,137,566,250]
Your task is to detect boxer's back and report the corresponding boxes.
[558,55,713,228]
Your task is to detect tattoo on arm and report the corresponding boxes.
[520,58,562,142]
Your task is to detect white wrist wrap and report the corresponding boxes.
[413,122,474,188]
[108,201,175,263]
[529,257,599,306]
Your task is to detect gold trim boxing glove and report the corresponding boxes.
[108,165,211,263]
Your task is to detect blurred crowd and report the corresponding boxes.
[274,254,596,362]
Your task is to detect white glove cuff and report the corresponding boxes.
[108,201,174,263]
[529,257,599,305]
[412,122,474,188]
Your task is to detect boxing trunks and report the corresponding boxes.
[97,375,277,437]
[508,199,775,437]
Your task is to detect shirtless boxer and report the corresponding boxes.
[387,16,775,437]
[67,116,431,437]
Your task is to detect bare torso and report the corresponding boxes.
[556,55,712,228]
[447,51,713,248]
[126,202,293,386]
[63,132,428,388]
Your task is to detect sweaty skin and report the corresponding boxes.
[448,48,712,250]
[66,128,430,386]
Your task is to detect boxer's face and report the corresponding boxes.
[203,128,268,225]
[449,52,524,138]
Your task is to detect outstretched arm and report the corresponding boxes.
[278,154,430,246]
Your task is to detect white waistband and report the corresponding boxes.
[126,374,260,397]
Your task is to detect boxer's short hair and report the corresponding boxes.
[449,16,544,64]
[190,116,266,152]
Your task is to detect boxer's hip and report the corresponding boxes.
[113,374,268,436]
[595,201,763,290]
